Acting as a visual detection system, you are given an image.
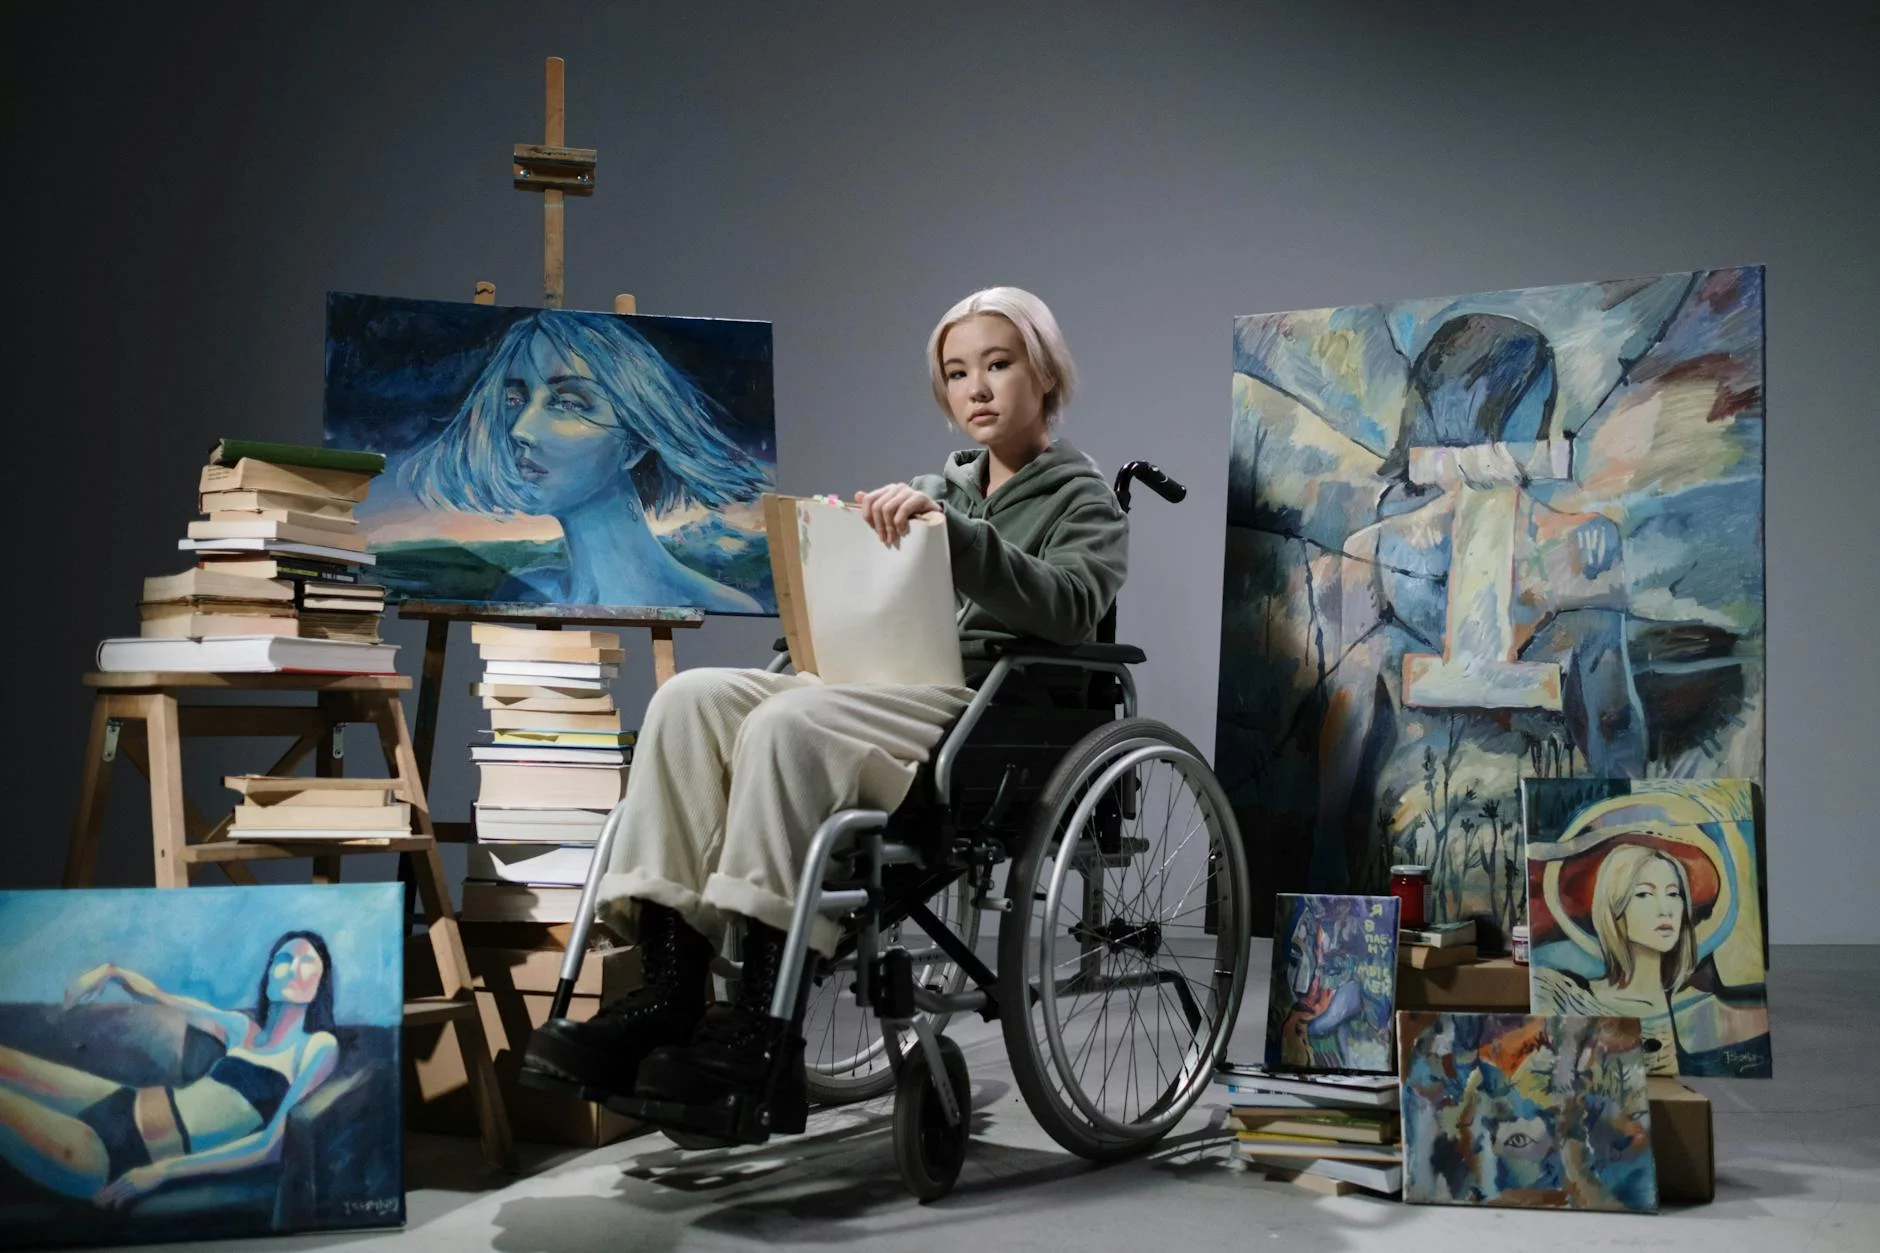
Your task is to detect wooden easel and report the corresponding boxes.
[399,58,704,830]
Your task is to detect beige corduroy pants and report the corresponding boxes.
[595,667,972,957]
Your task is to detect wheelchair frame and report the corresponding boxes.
[529,462,1250,1199]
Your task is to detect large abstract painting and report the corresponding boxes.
[1399,1012,1657,1212]
[1217,268,1764,937]
[324,292,777,612]
[0,886,403,1246]
[1526,777,1771,1078]
[1265,894,1399,1073]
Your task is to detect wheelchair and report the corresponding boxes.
[522,461,1253,1201]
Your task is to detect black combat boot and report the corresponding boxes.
[632,919,808,1133]
[521,902,712,1099]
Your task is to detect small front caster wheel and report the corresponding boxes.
[893,1034,970,1202]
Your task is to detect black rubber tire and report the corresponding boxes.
[892,1035,971,1203]
[997,717,1249,1162]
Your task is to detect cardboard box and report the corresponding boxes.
[405,943,645,1147]
[1649,1076,1715,1204]
[1395,956,1530,1011]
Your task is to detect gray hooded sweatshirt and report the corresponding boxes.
[908,439,1128,660]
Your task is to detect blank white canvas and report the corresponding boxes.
[798,500,965,687]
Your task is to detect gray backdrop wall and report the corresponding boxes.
[4,2,1875,941]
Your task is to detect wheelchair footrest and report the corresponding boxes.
[516,1057,795,1146]
[596,1090,778,1145]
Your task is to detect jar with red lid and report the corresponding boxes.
[1388,864,1429,929]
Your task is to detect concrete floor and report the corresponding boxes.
[98,944,1878,1253]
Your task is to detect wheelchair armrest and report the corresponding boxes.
[985,639,1146,666]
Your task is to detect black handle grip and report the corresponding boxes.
[1114,460,1187,512]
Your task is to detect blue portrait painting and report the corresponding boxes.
[0,885,404,1247]
[323,292,778,613]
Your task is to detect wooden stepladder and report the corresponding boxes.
[65,670,517,1172]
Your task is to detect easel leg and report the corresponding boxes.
[406,836,515,1170]
[143,695,190,888]
[412,618,449,798]
[311,694,344,885]
[651,625,677,687]
[65,697,117,887]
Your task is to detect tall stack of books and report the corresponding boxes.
[100,439,397,674]
[225,775,412,842]
[461,625,634,924]
[1399,918,1478,970]
[1216,1065,1403,1197]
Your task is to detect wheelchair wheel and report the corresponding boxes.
[999,717,1251,1161]
[893,1034,970,1202]
[800,878,979,1105]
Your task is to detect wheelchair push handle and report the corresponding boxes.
[1113,460,1186,512]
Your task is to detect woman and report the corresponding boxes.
[0,932,340,1209]
[404,310,772,610]
[1534,843,1693,1073]
[523,287,1129,1120]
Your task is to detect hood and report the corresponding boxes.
[940,439,1107,514]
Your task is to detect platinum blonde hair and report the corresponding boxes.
[1592,843,1696,991]
[927,286,1077,426]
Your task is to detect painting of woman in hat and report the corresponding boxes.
[1525,778,1772,1078]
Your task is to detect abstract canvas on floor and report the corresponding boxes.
[0,885,404,1246]
[324,292,777,612]
[1526,777,1772,1078]
[1399,1011,1657,1212]
[1216,268,1764,937]
[1265,893,1399,1072]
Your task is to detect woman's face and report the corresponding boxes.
[269,938,325,1005]
[1622,856,1685,954]
[941,314,1050,454]
[505,332,636,515]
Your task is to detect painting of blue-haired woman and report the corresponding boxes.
[0,885,403,1246]
[324,293,777,612]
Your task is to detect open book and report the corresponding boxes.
[762,494,965,687]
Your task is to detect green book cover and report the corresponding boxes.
[211,438,385,475]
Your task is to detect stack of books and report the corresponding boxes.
[100,439,397,674]
[1216,1064,1403,1197]
[1399,918,1478,969]
[225,775,412,842]
[461,625,634,923]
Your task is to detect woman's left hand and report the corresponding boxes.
[94,1163,168,1209]
[855,484,940,548]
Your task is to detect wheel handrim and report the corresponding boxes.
[1028,739,1249,1141]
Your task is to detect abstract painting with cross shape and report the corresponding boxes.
[1216,269,1764,940]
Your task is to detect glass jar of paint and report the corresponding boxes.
[1388,864,1429,929]
[1511,924,1530,965]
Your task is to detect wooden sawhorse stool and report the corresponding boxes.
[65,670,517,1171]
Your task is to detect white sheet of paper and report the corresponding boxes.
[798,500,964,687]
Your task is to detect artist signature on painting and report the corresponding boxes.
[1720,1049,1766,1070]
[342,1197,401,1217]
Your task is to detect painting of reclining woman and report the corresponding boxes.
[0,885,403,1246]
[324,292,777,612]
[1216,268,1763,938]
[1524,777,1771,1078]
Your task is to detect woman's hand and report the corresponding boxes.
[855,484,940,548]
[64,963,119,1009]
[94,1162,169,1209]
